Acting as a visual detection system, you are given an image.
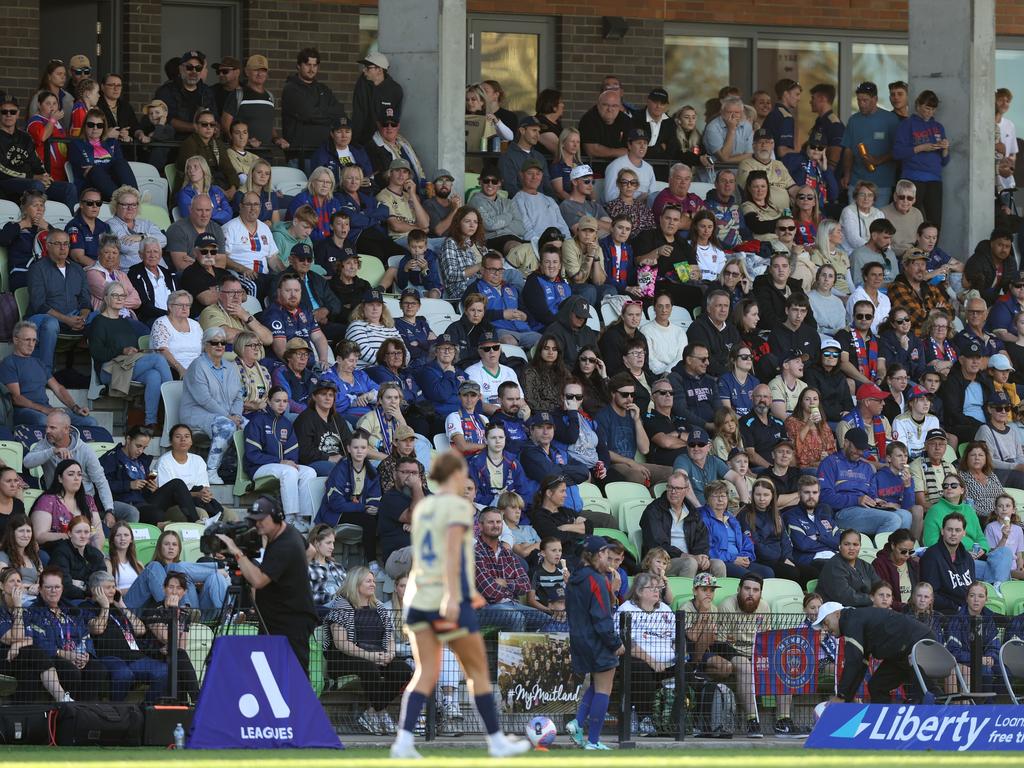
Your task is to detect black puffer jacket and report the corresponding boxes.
[639,495,710,559]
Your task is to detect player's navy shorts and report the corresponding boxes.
[405,600,480,641]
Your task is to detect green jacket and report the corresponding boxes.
[921,498,988,551]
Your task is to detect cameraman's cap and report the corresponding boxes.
[844,427,870,450]
[688,427,710,446]
[812,600,843,628]
[193,232,218,250]
[925,428,947,443]
[570,164,594,181]
[395,425,416,441]
[459,380,481,395]
[584,535,612,555]
[856,81,878,96]
[528,411,555,427]
[247,496,280,520]
[693,572,719,589]
[648,88,670,103]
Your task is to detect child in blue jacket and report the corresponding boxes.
[315,428,382,566]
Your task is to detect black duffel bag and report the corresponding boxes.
[0,705,54,745]
[53,702,144,746]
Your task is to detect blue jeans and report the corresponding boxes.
[500,329,542,350]
[99,353,172,423]
[124,561,229,613]
[203,415,238,474]
[571,282,617,310]
[835,505,912,535]
[477,601,550,632]
[724,560,775,580]
[25,311,98,376]
[99,655,168,703]
[14,406,97,428]
[503,268,526,292]
[0,177,77,209]
[976,546,1015,584]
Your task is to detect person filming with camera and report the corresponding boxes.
[214,495,318,675]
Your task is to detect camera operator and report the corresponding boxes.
[215,496,318,675]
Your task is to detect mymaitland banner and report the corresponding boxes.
[497,632,583,714]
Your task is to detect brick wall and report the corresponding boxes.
[123,0,163,112]
[1,0,41,107]
[558,16,665,123]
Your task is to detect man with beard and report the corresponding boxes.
[834,299,887,387]
[489,382,532,455]
[378,425,428,496]
[378,454,424,578]
[751,252,808,331]
[421,169,462,237]
[717,574,799,737]
[739,384,786,469]
[632,204,703,312]
[155,50,218,137]
[264,274,330,365]
[737,129,798,212]
[559,164,610,234]
[782,475,841,568]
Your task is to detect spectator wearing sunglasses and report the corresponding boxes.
[468,167,528,255]
[870,528,919,611]
[783,131,838,215]
[68,108,137,200]
[154,50,217,138]
[879,180,924,258]
[65,187,111,267]
[596,372,674,487]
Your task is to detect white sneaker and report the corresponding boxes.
[207,471,225,486]
[390,740,422,759]
[488,734,532,757]
[60,692,74,702]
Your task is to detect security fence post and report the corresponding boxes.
[674,610,687,742]
[970,614,983,695]
[167,607,179,703]
[618,612,635,748]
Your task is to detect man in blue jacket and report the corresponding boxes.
[518,411,589,513]
[783,475,841,569]
[100,425,200,523]
[817,427,910,535]
[919,511,975,613]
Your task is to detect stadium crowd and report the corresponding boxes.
[3,45,1024,739]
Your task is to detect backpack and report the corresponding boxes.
[695,681,736,737]
[0,292,19,342]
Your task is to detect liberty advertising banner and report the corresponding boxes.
[189,635,343,750]
[806,703,1024,751]
[497,632,583,714]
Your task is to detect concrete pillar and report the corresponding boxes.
[378,0,466,192]
[908,0,994,256]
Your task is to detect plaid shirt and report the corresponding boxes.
[474,538,531,604]
[885,274,953,336]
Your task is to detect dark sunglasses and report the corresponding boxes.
[183,64,203,72]
[479,344,500,353]
[197,121,217,128]
[897,548,914,555]
[776,225,797,232]
[198,248,218,255]
[85,121,105,129]
[855,313,875,320]
[808,144,826,151]
[619,179,639,187]
[218,68,236,76]
[1013,282,1024,289]
[795,194,816,200]
[893,316,911,323]
[723,270,741,277]
[941,482,961,489]
[564,393,584,401]
[653,389,673,396]
[207,340,227,347]
[480,177,499,184]
[736,353,753,360]
[615,390,635,398]
[72,67,91,76]
[991,405,1011,412]
[293,254,313,262]
[0,109,18,116]
[895,194,915,201]
[578,356,597,364]
[80,199,102,207]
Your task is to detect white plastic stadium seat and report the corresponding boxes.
[688,182,713,199]
[159,381,184,448]
[432,433,450,452]
[0,199,20,226]
[500,343,528,362]
[44,201,72,228]
[242,296,264,316]
[586,304,601,332]
[420,298,460,335]
[129,161,170,211]
[270,166,308,197]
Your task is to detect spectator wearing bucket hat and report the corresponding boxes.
[352,51,404,146]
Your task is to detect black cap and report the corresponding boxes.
[519,115,540,129]
[477,330,499,346]
[570,297,590,320]
[773,437,796,451]
[180,50,206,65]
[434,333,457,348]
[362,289,384,303]
[844,427,870,450]
[957,338,983,358]
[312,378,338,394]
[337,249,359,264]
[626,127,648,142]
[925,428,947,443]
[400,288,421,301]
[193,232,218,250]
[648,88,669,103]
[521,158,543,172]
[782,349,803,364]
[247,496,280,519]
[688,427,710,446]
[290,242,314,260]
[856,81,878,96]
[330,115,352,131]
[991,391,1012,407]
[727,447,745,461]
[809,129,826,148]
[528,411,555,427]
[753,127,772,141]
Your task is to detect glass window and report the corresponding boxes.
[665,35,752,130]
[479,32,539,113]
[851,43,908,113]
[359,13,379,62]
[756,39,839,144]
[996,49,1024,133]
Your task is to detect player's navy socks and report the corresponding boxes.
[576,684,594,726]
[399,690,428,733]
[473,693,502,735]
[588,692,610,744]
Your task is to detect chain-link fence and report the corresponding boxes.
[2,605,1022,739]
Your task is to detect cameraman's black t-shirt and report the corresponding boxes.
[256,525,317,636]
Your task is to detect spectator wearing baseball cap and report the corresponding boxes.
[375,157,431,246]
[221,54,289,150]
[498,114,555,198]
[514,159,570,242]
[819,427,912,536]
[836,382,893,467]
[154,50,218,138]
[352,51,404,146]
[891,385,941,461]
[413,333,470,420]
[310,116,374,189]
[559,164,611,235]
[601,128,657,205]
[976,389,1024,488]
[673,427,751,506]
[281,46,346,155]
[841,81,900,206]
[633,87,681,169]
[210,56,241,114]
[938,336,996,445]
[803,338,856,424]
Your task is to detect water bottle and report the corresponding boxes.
[173,723,185,750]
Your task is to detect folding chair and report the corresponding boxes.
[910,638,997,704]
[999,638,1024,705]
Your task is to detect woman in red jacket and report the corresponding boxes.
[871,527,919,611]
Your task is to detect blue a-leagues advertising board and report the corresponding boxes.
[807,704,1024,751]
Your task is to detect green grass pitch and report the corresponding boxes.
[3,748,1024,768]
